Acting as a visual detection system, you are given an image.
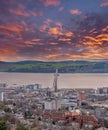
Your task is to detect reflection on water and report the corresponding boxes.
[0,72,108,88]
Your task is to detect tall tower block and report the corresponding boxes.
[53,69,59,92]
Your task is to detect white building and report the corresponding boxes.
[44,99,61,110]
[61,96,78,110]
[0,92,4,101]
[26,84,42,90]
[95,107,106,119]
[96,87,108,94]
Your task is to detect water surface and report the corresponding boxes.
[0,72,108,88]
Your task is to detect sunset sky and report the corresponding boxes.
[0,0,108,61]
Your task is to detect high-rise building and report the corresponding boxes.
[53,69,59,92]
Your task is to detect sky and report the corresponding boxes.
[0,0,108,61]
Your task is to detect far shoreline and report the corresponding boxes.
[1,72,108,74]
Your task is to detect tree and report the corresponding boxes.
[4,107,11,113]
[0,120,7,130]
[17,125,28,130]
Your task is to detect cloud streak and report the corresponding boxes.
[70,9,81,15]
[100,0,108,7]
[9,9,30,17]
[40,0,61,7]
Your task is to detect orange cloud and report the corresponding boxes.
[59,38,71,41]
[100,0,108,7]
[0,25,22,34]
[0,44,19,61]
[42,0,61,7]
[1,30,14,37]
[16,36,23,41]
[67,42,73,44]
[10,9,30,16]
[40,24,47,32]
[89,28,96,33]
[82,33,108,60]
[55,22,62,27]
[25,38,42,45]
[0,48,17,55]
[46,54,58,59]
[65,32,73,37]
[40,18,52,32]
[50,42,58,45]
[48,27,63,35]
[40,19,63,36]
[96,34,108,41]
[32,39,41,42]
[25,41,36,45]
[46,53,65,60]
[45,53,99,61]
[85,48,107,60]
[102,26,108,32]
[84,36,103,45]
[68,47,107,60]
[70,9,81,15]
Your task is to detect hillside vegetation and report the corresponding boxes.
[0,60,108,73]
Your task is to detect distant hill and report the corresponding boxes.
[0,60,108,73]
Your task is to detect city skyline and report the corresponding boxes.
[0,0,108,61]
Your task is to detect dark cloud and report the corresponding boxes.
[0,0,108,61]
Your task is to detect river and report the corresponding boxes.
[0,72,108,88]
